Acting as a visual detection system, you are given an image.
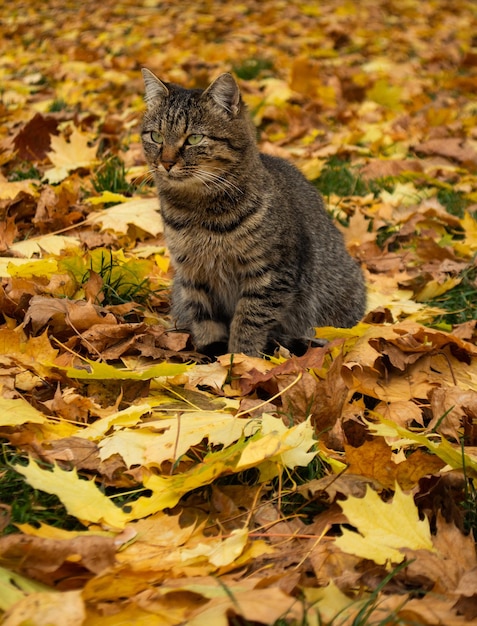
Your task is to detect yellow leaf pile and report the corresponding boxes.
[1,0,477,625]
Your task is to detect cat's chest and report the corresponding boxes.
[168,226,241,304]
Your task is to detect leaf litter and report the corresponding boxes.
[1,0,477,624]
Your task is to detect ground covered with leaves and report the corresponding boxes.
[1,0,477,624]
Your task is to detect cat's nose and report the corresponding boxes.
[160,159,175,172]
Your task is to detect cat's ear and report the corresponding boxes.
[203,73,241,116]
[142,68,169,108]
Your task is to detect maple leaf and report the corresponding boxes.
[454,212,477,256]
[15,461,130,529]
[180,528,249,567]
[175,579,303,626]
[0,566,51,613]
[1,590,85,626]
[9,234,80,258]
[89,197,163,236]
[336,483,434,567]
[0,397,46,427]
[367,418,477,475]
[2,258,59,279]
[63,359,191,380]
[43,127,98,184]
[98,412,255,468]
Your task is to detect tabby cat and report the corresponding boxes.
[141,69,366,356]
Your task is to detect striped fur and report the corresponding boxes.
[141,69,366,356]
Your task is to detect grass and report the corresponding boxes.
[233,57,274,80]
[86,249,157,306]
[437,188,468,218]
[48,97,68,112]
[8,163,41,181]
[275,455,329,523]
[92,154,130,195]
[313,157,370,198]
[313,157,396,200]
[428,263,477,325]
[59,247,163,307]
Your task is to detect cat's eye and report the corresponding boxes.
[185,134,204,146]
[150,131,164,144]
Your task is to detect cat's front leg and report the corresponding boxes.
[190,319,228,350]
[171,279,228,351]
[228,297,278,356]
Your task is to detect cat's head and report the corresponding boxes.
[141,69,256,196]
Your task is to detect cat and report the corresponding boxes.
[141,68,366,357]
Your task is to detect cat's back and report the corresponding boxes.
[258,153,337,238]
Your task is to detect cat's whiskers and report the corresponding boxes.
[130,168,156,190]
[191,169,237,201]
[193,168,243,199]
[189,171,213,192]
[200,166,244,195]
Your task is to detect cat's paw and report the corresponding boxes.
[198,341,229,359]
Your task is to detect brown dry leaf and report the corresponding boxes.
[344,438,398,489]
[375,594,470,626]
[395,449,446,490]
[40,437,101,470]
[374,399,424,427]
[413,138,477,166]
[402,515,477,597]
[1,590,85,626]
[0,533,116,585]
[299,473,378,502]
[429,387,477,441]
[186,582,304,626]
[80,322,145,356]
[360,158,424,180]
[309,538,362,591]
[13,113,59,161]
[24,295,117,334]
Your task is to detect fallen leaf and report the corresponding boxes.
[1,590,85,626]
[44,127,98,183]
[15,461,131,529]
[336,483,434,567]
[89,198,163,236]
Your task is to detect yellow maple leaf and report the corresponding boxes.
[366,78,403,111]
[98,412,255,468]
[44,127,98,184]
[0,397,46,427]
[0,566,51,613]
[1,589,84,626]
[335,483,434,568]
[2,258,59,279]
[89,198,163,236]
[180,528,248,567]
[63,358,191,380]
[237,415,317,472]
[15,461,130,529]
[379,182,426,207]
[0,328,58,379]
[454,211,477,257]
[414,276,462,302]
[366,418,477,474]
[9,234,80,258]
[87,190,129,205]
[366,280,445,321]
